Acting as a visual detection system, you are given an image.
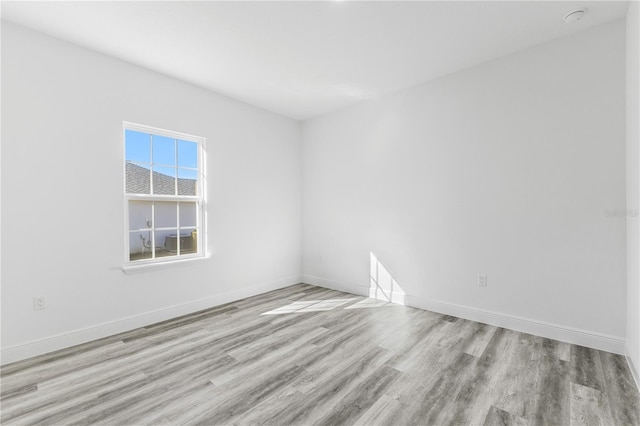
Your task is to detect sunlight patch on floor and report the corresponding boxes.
[344,298,390,309]
[261,298,357,315]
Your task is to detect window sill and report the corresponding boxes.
[122,255,211,274]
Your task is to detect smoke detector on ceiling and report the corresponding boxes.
[564,8,587,24]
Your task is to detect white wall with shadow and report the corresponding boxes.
[369,252,406,305]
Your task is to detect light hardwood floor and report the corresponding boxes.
[1,284,639,425]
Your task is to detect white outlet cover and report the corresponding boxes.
[478,275,488,287]
[33,296,46,310]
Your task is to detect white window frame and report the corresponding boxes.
[122,121,207,271]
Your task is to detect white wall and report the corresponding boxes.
[1,23,302,363]
[626,1,640,386]
[1,16,632,364]
[302,21,627,352]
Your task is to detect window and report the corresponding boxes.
[124,122,205,266]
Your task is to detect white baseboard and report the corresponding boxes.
[302,276,626,355]
[1,275,302,365]
[626,353,640,393]
[406,295,625,354]
[367,287,407,305]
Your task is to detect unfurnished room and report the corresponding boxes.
[1,1,640,425]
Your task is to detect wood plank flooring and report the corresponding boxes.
[1,284,639,425]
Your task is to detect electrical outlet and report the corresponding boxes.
[33,296,46,310]
[478,275,487,287]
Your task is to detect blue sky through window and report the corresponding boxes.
[153,135,176,166]
[178,140,198,168]
[126,130,198,173]
[125,130,150,164]
[178,168,197,180]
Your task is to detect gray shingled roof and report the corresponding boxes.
[126,162,197,195]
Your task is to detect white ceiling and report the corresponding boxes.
[1,1,629,120]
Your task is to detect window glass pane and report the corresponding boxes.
[178,168,197,196]
[156,230,178,258]
[129,231,153,261]
[180,230,197,255]
[155,201,177,228]
[179,202,197,227]
[153,166,176,195]
[125,130,150,163]
[152,135,176,166]
[129,201,152,230]
[178,140,198,168]
[125,162,151,194]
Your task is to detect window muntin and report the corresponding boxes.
[124,123,205,265]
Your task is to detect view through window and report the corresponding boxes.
[124,123,205,264]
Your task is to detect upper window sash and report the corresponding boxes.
[123,122,205,199]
